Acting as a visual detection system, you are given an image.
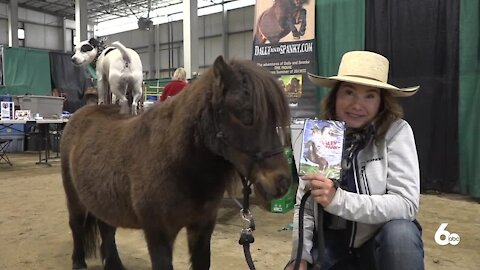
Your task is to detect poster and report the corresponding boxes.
[0,101,14,120]
[252,0,317,118]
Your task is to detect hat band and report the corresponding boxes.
[341,74,385,83]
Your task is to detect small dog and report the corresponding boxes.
[71,38,143,115]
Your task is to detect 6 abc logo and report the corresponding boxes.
[434,223,460,246]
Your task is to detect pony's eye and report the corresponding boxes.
[239,110,253,126]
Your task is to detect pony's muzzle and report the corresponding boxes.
[254,171,291,202]
[274,174,291,197]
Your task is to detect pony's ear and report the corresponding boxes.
[213,55,233,89]
[88,38,100,48]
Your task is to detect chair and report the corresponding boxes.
[0,138,13,166]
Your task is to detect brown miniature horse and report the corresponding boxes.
[255,0,307,44]
[60,56,292,270]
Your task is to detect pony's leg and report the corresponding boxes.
[68,211,88,270]
[97,220,125,270]
[67,209,98,270]
[63,175,98,269]
[187,219,216,270]
[143,227,176,270]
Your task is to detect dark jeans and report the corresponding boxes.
[319,219,424,270]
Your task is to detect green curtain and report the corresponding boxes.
[315,0,365,105]
[459,0,480,199]
[0,47,51,96]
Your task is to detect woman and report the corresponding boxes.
[285,51,424,270]
[159,67,188,102]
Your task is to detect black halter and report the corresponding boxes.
[212,106,284,270]
[212,107,285,179]
[216,130,285,176]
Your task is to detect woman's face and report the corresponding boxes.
[335,82,381,129]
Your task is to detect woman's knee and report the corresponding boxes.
[371,220,424,269]
[376,219,423,249]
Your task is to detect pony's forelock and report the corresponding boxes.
[188,58,291,146]
[229,59,290,129]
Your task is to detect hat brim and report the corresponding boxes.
[308,73,419,97]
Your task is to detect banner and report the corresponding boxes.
[252,0,317,118]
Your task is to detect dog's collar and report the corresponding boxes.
[89,43,110,69]
[103,47,116,56]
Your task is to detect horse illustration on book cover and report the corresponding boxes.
[299,119,345,180]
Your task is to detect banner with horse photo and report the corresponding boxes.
[252,0,317,119]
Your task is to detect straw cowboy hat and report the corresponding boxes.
[308,51,419,97]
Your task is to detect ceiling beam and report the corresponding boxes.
[0,0,189,24]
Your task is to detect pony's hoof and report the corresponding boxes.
[104,264,126,270]
[72,264,87,270]
[103,258,126,270]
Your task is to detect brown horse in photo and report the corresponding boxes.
[287,77,302,94]
[255,0,307,45]
[304,140,329,171]
[60,56,292,270]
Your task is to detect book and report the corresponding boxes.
[298,119,346,180]
[15,110,31,120]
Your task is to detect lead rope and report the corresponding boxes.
[292,190,325,270]
[238,176,256,270]
[292,190,311,270]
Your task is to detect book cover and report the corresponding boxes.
[298,119,346,180]
[15,110,31,120]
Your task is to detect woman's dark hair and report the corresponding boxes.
[319,82,404,142]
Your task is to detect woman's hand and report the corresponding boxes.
[302,174,337,207]
[284,259,308,270]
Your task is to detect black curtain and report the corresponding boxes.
[49,52,93,113]
[365,0,459,192]
[0,47,3,85]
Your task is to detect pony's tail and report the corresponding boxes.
[82,212,99,258]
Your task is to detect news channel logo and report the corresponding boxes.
[434,223,460,246]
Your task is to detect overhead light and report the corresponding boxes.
[138,17,153,30]
[18,29,25,40]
